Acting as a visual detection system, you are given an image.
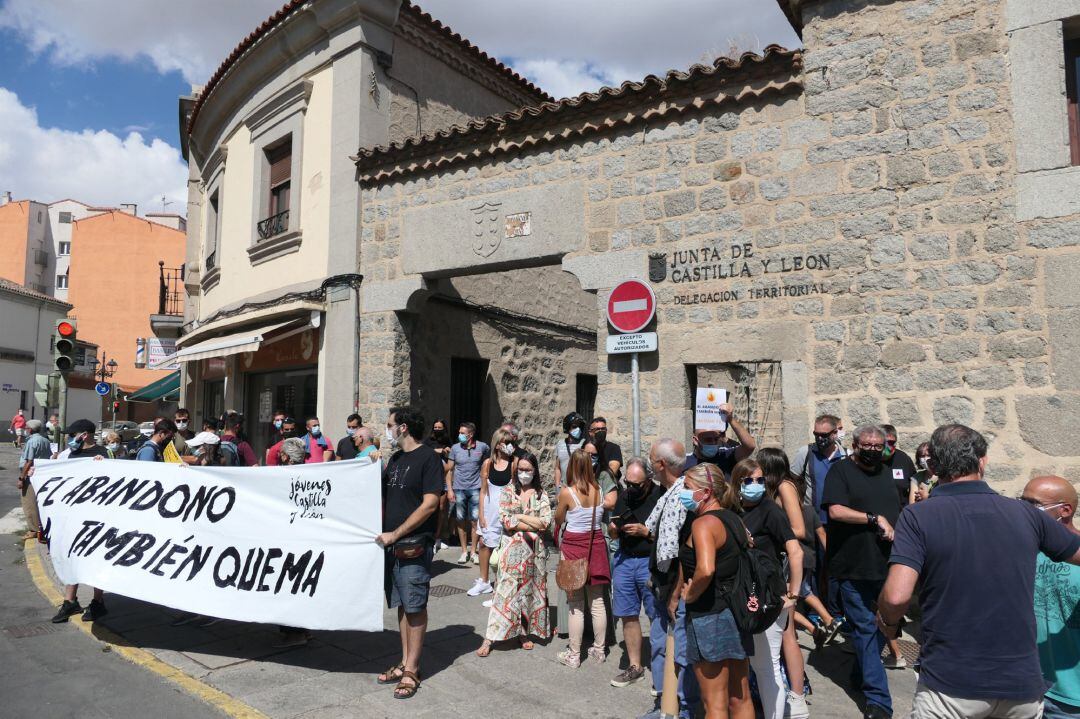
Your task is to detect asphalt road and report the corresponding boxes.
[0,443,226,719]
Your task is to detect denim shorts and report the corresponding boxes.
[800,568,817,598]
[385,545,433,613]
[612,551,656,618]
[1044,695,1080,719]
[685,609,748,664]
[454,487,480,522]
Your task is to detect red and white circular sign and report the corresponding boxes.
[607,279,657,333]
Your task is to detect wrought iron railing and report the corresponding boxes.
[257,209,289,240]
[158,260,185,316]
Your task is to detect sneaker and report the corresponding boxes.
[51,599,82,623]
[472,552,480,565]
[457,551,469,564]
[466,578,493,597]
[785,691,810,719]
[556,648,581,668]
[864,704,891,719]
[611,665,645,687]
[587,646,606,665]
[81,599,107,622]
[650,688,660,698]
[883,654,907,669]
[481,599,494,608]
[823,618,844,645]
[812,624,827,650]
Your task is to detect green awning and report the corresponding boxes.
[126,370,180,403]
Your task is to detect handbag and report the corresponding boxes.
[555,487,597,592]
[392,534,429,560]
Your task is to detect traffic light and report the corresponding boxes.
[54,319,77,374]
[112,401,120,413]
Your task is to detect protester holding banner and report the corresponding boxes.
[377,406,443,700]
[135,419,176,462]
[18,419,50,539]
[683,401,756,477]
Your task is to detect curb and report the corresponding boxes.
[23,538,269,719]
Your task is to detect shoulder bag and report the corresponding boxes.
[555,487,597,592]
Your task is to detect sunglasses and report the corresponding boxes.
[742,475,765,485]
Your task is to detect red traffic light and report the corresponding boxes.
[57,320,75,337]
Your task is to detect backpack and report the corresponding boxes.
[714,510,787,634]
[218,440,240,467]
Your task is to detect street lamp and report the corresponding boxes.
[88,352,120,425]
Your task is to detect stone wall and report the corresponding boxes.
[359,0,1080,489]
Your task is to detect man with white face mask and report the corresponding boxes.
[171,408,195,460]
[683,402,756,477]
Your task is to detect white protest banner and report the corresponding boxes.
[32,458,384,631]
[694,387,729,432]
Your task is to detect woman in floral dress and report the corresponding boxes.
[477,452,552,656]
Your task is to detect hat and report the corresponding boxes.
[65,419,96,435]
[187,431,221,448]
[25,419,42,431]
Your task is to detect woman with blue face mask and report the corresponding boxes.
[673,462,753,719]
[734,458,805,719]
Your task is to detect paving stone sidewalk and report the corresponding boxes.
[31,537,916,719]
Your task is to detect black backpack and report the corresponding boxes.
[714,510,787,634]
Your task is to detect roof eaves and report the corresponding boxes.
[354,46,802,180]
[0,278,72,309]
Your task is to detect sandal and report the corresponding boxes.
[394,670,421,699]
[377,662,404,685]
[476,640,493,658]
[519,637,535,651]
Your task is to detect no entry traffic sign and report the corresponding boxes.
[607,279,656,333]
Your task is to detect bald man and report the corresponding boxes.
[1025,476,1080,718]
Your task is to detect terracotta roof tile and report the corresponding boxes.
[354,46,801,177]
[187,0,551,136]
[0,277,72,309]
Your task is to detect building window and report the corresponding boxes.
[258,137,291,240]
[58,241,70,255]
[20,390,27,411]
[58,211,72,223]
[576,374,598,421]
[56,274,68,289]
[1066,37,1080,166]
[36,210,42,223]
[206,190,220,269]
[450,357,488,438]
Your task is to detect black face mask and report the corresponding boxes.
[858,448,883,467]
[592,430,607,445]
[814,435,833,452]
[626,483,647,501]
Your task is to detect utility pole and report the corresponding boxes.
[58,373,69,443]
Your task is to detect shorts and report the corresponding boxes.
[454,488,480,522]
[385,545,433,613]
[800,568,817,598]
[685,609,748,664]
[1045,695,1080,719]
[612,551,656,619]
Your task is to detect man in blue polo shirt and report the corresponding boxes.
[446,422,489,566]
[879,425,1080,719]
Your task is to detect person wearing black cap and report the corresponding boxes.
[553,412,587,493]
[51,418,109,623]
[65,419,109,459]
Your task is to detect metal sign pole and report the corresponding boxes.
[631,351,641,458]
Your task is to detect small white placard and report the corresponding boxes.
[605,332,658,354]
[695,387,729,432]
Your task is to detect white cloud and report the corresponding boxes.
[0,88,187,214]
[0,0,283,85]
[0,0,801,96]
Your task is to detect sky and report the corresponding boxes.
[0,0,799,217]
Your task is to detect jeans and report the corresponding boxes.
[750,608,790,719]
[453,487,480,522]
[839,579,891,715]
[1044,695,1078,719]
[817,544,842,618]
[650,599,701,714]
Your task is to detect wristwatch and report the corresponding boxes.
[866,512,878,527]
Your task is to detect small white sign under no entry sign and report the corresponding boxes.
[605,332,658,354]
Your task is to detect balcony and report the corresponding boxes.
[257,209,289,240]
[33,249,48,266]
[151,260,185,337]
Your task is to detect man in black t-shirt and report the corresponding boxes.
[589,416,624,479]
[336,414,364,461]
[608,458,662,688]
[376,406,443,700]
[821,425,901,719]
[882,424,917,507]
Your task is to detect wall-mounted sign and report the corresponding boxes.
[505,212,531,239]
[605,332,657,355]
[607,279,657,333]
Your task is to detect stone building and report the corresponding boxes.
[181,0,1080,485]
[351,0,1079,485]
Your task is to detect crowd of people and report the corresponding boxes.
[14,402,1080,718]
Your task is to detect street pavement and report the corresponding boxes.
[1,442,917,718]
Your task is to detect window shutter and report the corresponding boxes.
[268,143,291,187]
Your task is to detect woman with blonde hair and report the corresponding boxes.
[469,427,517,597]
[554,447,612,667]
[673,462,753,719]
[477,452,552,656]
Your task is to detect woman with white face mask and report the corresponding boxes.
[477,453,552,656]
[470,428,517,598]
